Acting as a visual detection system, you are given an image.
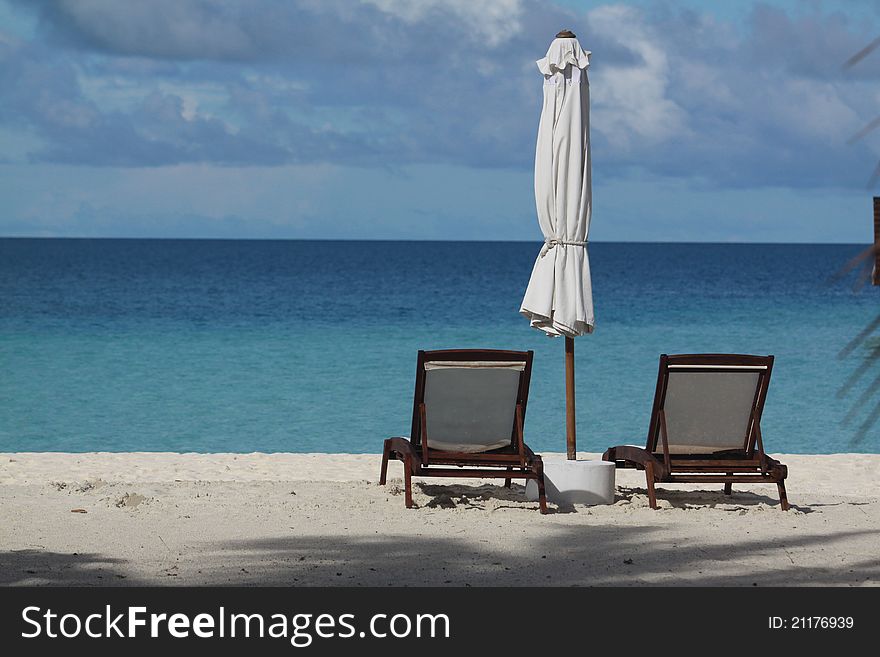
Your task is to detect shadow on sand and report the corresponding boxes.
[2,479,876,586]
[414,480,809,513]
[176,526,880,587]
[612,485,814,513]
[2,518,876,586]
[0,549,147,586]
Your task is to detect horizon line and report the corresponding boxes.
[0,235,871,247]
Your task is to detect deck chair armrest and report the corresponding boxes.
[385,436,415,448]
[760,452,788,479]
[384,436,423,466]
[602,445,667,478]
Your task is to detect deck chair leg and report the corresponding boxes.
[777,481,790,511]
[504,467,512,488]
[536,475,548,515]
[645,461,658,510]
[379,439,390,485]
[403,454,414,509]
[533,460,548,514]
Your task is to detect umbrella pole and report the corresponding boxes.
[565,336,577,460]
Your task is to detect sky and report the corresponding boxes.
[1,0,880,242]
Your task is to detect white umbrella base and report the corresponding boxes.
[525,459,615,505]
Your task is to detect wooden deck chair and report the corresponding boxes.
[380,349,548,513]
[602,354,789,510]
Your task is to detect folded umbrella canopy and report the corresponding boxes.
[520,31,593,459]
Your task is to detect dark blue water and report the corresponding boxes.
[1,238,877,453]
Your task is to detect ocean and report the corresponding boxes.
[1,238,878,454]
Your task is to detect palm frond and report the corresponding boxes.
[843,35,880,69]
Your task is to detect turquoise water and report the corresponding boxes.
[0,238,877,453]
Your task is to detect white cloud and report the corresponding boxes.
[2,0,879,187]
[361,0,524,46]
[588,5,689,149]
[766,78,864,145]
[51,0,255,59]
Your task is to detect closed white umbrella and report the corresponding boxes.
[520,30,593,460]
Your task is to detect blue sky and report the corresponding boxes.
[1,0,879,242]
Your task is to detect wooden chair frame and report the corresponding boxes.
[380,349,548,513]
[602,354,789,510]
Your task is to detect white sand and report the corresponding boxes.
[1,452,878,586]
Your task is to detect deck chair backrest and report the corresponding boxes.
[412,350,533,453]
[648,355,773,456]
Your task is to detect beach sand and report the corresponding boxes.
[1,452,878,586]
